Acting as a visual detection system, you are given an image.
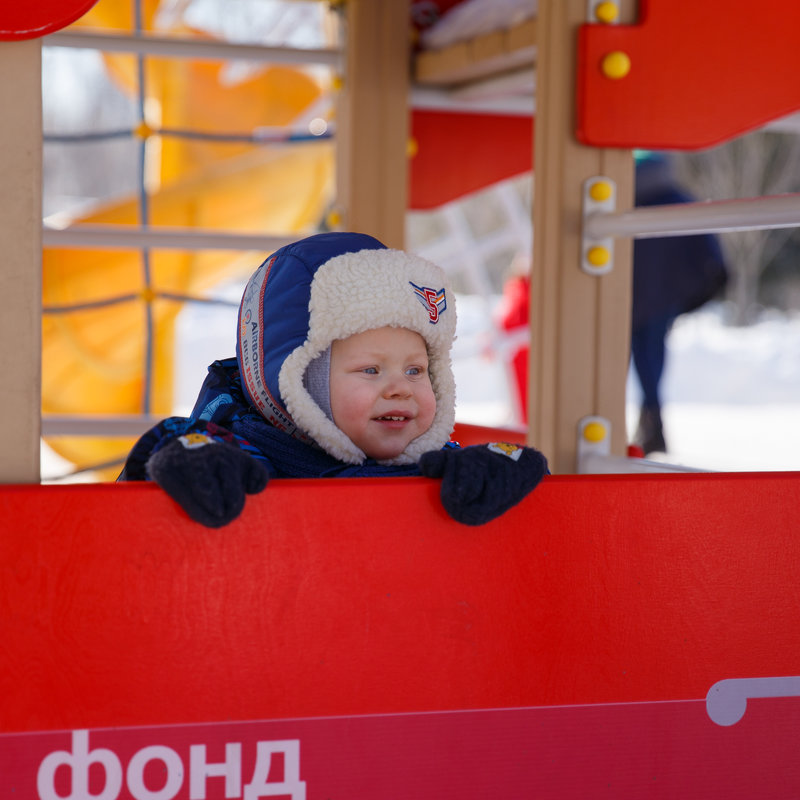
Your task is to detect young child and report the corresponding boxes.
[119,231,548,526]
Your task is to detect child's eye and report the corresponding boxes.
[406,366,426,376]
[361,366,378,375]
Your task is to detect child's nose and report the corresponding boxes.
[382,372,412,397]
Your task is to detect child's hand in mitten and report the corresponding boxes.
[419,442,548,525]
[146,433,269,527]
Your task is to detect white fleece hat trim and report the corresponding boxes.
[279,248,457,465]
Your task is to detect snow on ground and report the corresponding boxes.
[632,305,800,472]
[453,296,800,473]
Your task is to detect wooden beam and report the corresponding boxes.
[0,40,42,483]
[529,0,634,472]
[335,0,409,249]
[414,17,537,87]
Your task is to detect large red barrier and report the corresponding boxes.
[2,472,800,796]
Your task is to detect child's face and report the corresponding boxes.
[329,326,436,460]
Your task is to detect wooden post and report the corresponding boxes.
[0,40,42,483]
[530,0,634,472]
[335,0,409,249]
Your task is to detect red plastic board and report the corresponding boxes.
[2,472,800,736]
[6,697,800,799]
[577,0,800,149]
[452,420,526,446]
[409,109,532,209]
[0,0,99,40]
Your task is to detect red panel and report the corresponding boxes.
[452,421,526,446]
[0,0,98,40]
[409,109,532,209]
[577,0,800,149]
[7,700,800,798]
[2,473,800,734]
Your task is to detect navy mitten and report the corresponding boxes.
[146,433,269,527]
[419,443,548,525]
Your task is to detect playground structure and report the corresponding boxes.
[3,0,800,796]
[9,0,800,479]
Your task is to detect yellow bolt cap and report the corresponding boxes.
[595,1,619,23]
[583,421,607,443]
[586,245,610,267]
[602,50,631,79]
[589,180,613,203]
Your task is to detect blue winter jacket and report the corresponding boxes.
[118,358,430,481]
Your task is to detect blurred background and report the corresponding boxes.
[41,0,800,480]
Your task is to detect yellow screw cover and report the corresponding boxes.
[586,245,610,267]
[602,50,631,79]
[583,421,607,443]
[595,1,619,24]
[589,180,613,203]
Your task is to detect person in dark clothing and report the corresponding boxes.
[631,152,729,454]
[119,231,548,527]
[496,154,728,456]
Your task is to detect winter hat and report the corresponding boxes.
[237,231,457,465]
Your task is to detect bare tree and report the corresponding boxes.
[673,130,800,324]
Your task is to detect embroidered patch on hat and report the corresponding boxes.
[410,281,447,323]
[487,442,523,461]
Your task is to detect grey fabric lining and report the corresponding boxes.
[303,346,332,420]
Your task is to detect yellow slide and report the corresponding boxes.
[44,0,334,477]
